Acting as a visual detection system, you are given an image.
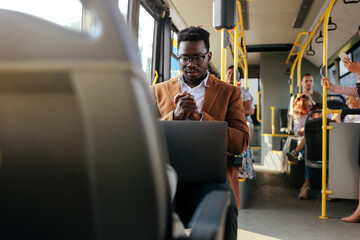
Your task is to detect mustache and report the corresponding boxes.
[185,68,200,73]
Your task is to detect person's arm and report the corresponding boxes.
[243,100,253,116]
[342,58,360,76]
[321,77,358,97]
[297,127,304,136]
[202,87,249,155]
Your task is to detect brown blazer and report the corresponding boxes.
[151,74,249,208]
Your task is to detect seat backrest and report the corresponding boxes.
[327,94,347,110]
[304,118,333,168]
[0,1,170,239]
[327,100,348,110]
[279,109,288,130]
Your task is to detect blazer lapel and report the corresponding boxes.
[201,74,222,112]
[165,77,181,109]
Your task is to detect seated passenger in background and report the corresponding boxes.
[332,95,360,123]
[226,65,256,180]
[286,94,316,199]
[152,26,249,240]
[287,94,314,159]
[287,103,322,161]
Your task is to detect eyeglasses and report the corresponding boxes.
[177,53,208,65]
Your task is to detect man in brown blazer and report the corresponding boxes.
[152,26,249,240]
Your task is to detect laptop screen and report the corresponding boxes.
[159,120,227,183]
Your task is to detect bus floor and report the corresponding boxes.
[237,168,360,240]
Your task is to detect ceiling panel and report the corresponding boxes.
[167,0,359,73]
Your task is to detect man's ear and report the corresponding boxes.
[208,51,212,62]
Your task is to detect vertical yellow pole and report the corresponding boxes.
[257,91,262,123]
[270,106,276,135]
[234,26,238,86]
[320,0,337,219]
[297,54,303,95]
[221,29,227,82]
[290,56,299,95]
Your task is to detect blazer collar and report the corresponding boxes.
[201,74,222,112]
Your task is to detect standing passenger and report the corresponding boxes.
[301,73,322,104]
[152,26,249,239]
[226,65,256,180]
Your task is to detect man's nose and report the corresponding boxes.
[187,59,196,67]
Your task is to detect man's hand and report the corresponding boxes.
[173,92,201,120]
[342,58,360,75]
[321,77,332,90]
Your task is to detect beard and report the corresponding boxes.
[183,70,208,86]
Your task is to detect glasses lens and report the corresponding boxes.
[179,57,189,65]
[193,56,203,64]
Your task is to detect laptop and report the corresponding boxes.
[159,120,227,183]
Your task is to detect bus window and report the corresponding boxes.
[328,64,336,85]
[0,0,82,31]
[353,44,360,63]
[171,31,180,78]
[118,0,128,22]
[138,5,155,85]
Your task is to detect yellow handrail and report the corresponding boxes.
[320,0,337,220]
[290,57,299,95]
[286,0,338,94]
[285,32,309,65]
[236,0,248,89]
[270,106,276,135]
[153,70,159,85]
[257,91,262,123]
[233,22,239,86]
[228,0,248,88]
[221,29,227,82]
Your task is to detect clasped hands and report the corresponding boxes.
[173,92,202,120]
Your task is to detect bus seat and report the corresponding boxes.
[304,118,333,168]
[340,108,360,122]
[327,94,348,110]
[0,1,230,239]
[328,122,360,199]
[327,100,348,109]
[279,109,289,133]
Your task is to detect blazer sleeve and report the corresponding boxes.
[150,84,175,120]
[203,87,249,155]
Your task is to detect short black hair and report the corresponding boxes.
[227,65,234,71]
[301,73,313,81]
[177,26,210,52]
[312,103,322,110]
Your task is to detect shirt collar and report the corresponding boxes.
[178,72,209,88]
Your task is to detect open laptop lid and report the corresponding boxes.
[159,121,227,183]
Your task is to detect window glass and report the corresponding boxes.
[240,78,259,105]
[118,0,128,22]
[328,64,336,85]
[171,56,180,78]
[340,72,358,87]
[353,45,360,63]
[171,31,180,78]
[138,5,155,84]
[0,0,82,31]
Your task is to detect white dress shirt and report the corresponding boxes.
[178,72,209,112]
